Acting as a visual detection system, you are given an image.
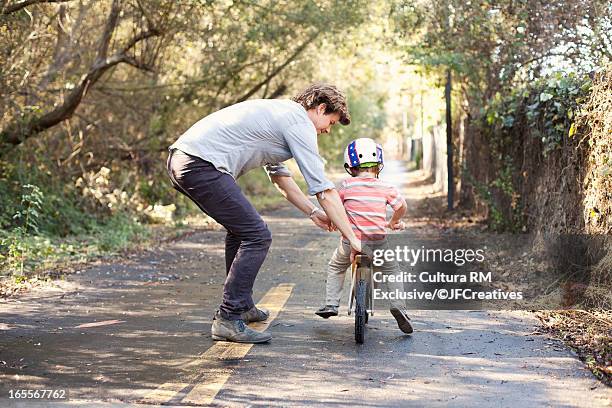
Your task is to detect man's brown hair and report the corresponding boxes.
[292,83,351,125]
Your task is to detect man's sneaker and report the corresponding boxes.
[211,311,271,343]
[390,308,413,334]
[241,306,270,323]
[315,305,338,319]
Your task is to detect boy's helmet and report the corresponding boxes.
[344,138,384,172]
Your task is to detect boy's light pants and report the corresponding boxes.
[325,239,406,310]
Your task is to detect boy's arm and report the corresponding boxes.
[388,199,407,230]
[269,175,332,230]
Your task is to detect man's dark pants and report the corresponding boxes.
[166,149,272,320]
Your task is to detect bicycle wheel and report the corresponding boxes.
[355,279,367,344]
[365,279,372,325]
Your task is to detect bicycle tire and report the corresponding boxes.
[355,279,367,344]
[365,279,371,325]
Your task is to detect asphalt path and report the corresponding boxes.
[0,162,609,407]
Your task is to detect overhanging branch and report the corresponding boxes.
[225,30,320,107]
[0,0,163,150]
[2,0,74,15]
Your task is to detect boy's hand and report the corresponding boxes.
[387,220,406,230]
[310,209,333,231]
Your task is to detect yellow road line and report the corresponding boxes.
[141,283,294,406]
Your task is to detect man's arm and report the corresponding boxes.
[269,175,332,230]
[316,188,361,253]
[269,176,361,253]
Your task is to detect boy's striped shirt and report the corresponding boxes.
[338,176,405,241]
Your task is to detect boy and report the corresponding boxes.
[315,138,413,334]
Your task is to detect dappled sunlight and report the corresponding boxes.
[74,320,125,329]
[172,241,226,254]
[0,0,609,404]
[0,374,48,383]
[1,201,607,406]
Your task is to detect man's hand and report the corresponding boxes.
[316,188,361,245]
[310,209,333,231]
[269,175,335,231]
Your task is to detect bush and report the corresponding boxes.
[471,72,593,231]
[483,72,591,157]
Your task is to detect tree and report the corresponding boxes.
[391,0,611,217]
[0,0,178,150]
[392,0,612,102]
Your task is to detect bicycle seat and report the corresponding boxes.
[354,254,372,267]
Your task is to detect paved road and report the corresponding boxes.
[0,162,609,407]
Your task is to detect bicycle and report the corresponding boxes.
[347,254,374,344]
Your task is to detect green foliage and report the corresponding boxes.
[0,161,18,228]
[393,0,610,107]
[391,0,609,234]
[156,0,368,131]
[469,71,595,231]
[0,160,154,277]
[0,161,98,236]
[237,167,309,211]
[138,178,171,208]
[318,89,388,167]
[0,212,147,277]
[13,184,44,235]
[483,72,591,156]
[92,213,148,253]
[0,0,372,241]
[237,169,285,211]
[463,162,523,232]
[0,184,44,275]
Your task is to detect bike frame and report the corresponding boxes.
[347,254,375,316]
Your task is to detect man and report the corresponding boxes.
[167,83,362,343]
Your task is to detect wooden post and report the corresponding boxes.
[445,69,453,210]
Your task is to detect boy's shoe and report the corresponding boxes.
[241,306,270,323]
[211,311,271,343]
[390,308,413,334]
[315,305,339,318]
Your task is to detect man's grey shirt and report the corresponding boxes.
[170,99,334,196]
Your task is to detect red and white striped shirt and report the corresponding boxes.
[338,176,405,241]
